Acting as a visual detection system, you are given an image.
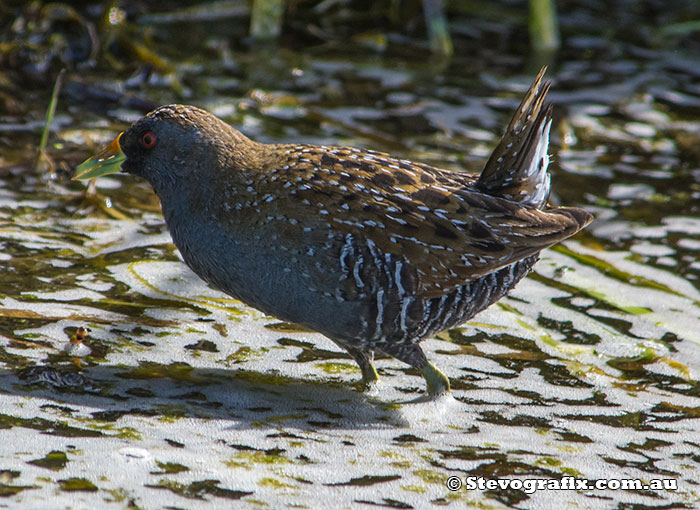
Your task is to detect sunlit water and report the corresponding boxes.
[1,5,700,509]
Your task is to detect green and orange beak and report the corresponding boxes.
[72,133,126,180]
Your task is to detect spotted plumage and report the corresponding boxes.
[74,68,592,397]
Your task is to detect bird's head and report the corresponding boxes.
[73,105,251,196]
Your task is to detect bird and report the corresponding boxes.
[74,68,592,397]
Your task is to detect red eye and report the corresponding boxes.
[140,131,156,149]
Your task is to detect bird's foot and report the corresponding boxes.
[355,362,380,392]
[422,362,451,397]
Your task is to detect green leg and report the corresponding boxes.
[422,362,450,396]
[345,346,379,389]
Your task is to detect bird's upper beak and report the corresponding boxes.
[72,133,126,180]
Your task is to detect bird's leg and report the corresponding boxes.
[328,339,378,388]
[344,345,379,389]
[421,362,450,396]
[379,342,451,397]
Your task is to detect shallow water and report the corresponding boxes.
[1,3,700,509]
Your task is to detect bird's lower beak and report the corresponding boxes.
[72,133,126,180]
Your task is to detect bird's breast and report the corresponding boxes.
[163,200,370,342]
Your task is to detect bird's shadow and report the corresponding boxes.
[0,361,429,433]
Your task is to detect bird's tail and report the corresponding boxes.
[476,67,552,210]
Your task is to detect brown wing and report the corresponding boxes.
[254,145,591,300]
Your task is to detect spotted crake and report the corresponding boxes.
[74,68,592,397]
